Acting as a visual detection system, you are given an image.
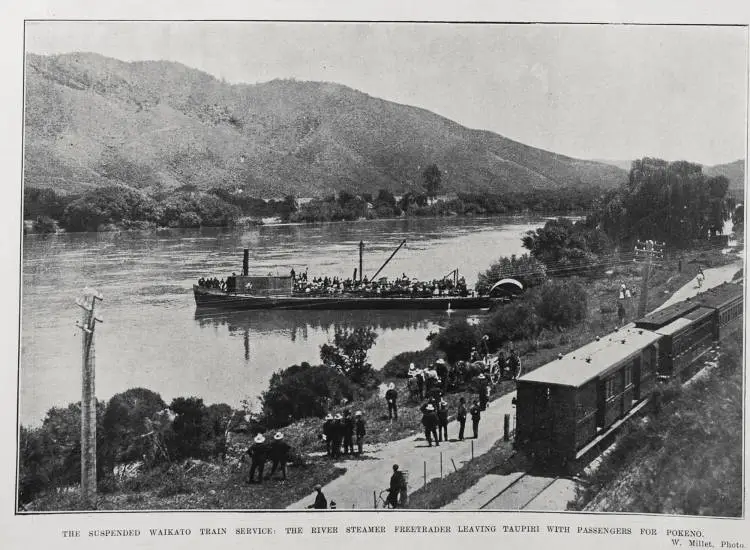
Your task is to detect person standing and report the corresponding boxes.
[386,383,399,420]
[456,397,467,441]
[387,464,407,508]
[307,484,328,509]
[267,432,291,481]
[342,410,355,456]
[477,373,489,411]
[354,411,366,455]
[421,404,439,447]
[617,300,626,326]
[470,400,482,439]
[322,413,334,456]
[247,433,268,484]
[331,414,343,458]
[437,398,449,442]
[435,359,449,393]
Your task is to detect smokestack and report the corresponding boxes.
[243,249,249,277]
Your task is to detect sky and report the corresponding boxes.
[25,21,748,165]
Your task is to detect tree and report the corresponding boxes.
[732,204,743,234]
[168,397,212,460]
[422,164,442,201]
[320,328,378,386]
[101,388,166,475]
[522,218,609,276]
[261,363,360,428]
[430,320,479,363]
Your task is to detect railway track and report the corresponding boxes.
[479,473,561,510]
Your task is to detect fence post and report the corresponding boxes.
[440,452,443,478]
[373,490,377,509]
[451,458,458,472]
[471,440,474,459]
[423,461,427,487]
[504,414,510,441]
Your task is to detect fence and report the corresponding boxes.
[366,413,517,509]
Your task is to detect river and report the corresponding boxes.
[20,216,546,426]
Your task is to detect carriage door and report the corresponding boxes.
[632,356,641,402]
[596,379,606,428]
[534,385,554,452]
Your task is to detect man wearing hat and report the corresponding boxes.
[470,400,482,439]
[354,411,366,455]
[247,433,268,484]
[385,382,398,420]
[307,484,328,510]
[435,359,449,393]
[267,432,291,481]
[477,373,489,411]
[437,398,449,442]
[342,409,355,456]
[421,404,439,447]
[331,414,344,458]
[456,397,467,440]
[322,414,334,456]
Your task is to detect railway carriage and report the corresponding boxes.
[515,328,660,468]
[516,281,743,471]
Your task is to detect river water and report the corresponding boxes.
[20,216,544,426]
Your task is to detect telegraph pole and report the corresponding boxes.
[76,289,103,507]
[634,240,665,317]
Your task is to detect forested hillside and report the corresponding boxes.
[25,52,627,197]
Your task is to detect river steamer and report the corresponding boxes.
[193,246,506,311]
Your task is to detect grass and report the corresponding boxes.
[407,440,519,509]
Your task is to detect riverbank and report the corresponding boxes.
[23,244,740,511]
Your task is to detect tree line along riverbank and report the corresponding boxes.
[19,157,743,510]
[23,183,601,234]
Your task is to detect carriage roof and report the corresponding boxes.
[518,326,661,388]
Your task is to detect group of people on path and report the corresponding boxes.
[420,395,483,446]
[321,409,367,458]
[245,432,292,483]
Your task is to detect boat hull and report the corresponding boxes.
[193,286,499,310]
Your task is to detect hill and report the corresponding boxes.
[704,159,745,193]
[24,52,627,197]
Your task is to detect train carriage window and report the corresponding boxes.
[624,365,632,388]
[605,377,615,399]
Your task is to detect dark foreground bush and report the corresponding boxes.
[261,363,367,428]
[429,320,479,364]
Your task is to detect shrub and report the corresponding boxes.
[481,300,540,348]
[260,363,364,428]
[534,279,588,329]
[429,320,479,363]
[382,349,442,378]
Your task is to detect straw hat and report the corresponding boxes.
[274,432,284,440]
[477,373,486,380]
[334,413,343,420]
[436,358,446,365]
[325,413,333,420]
[354,411,363,416]
[314,484,322,491]
[425,404,435,411]
[254,434,266,444]
[388,382,395,390]
[409,363,416,369]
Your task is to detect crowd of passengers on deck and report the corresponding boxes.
[290,271,470,297]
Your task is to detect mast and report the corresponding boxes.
[370,239,407,281]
